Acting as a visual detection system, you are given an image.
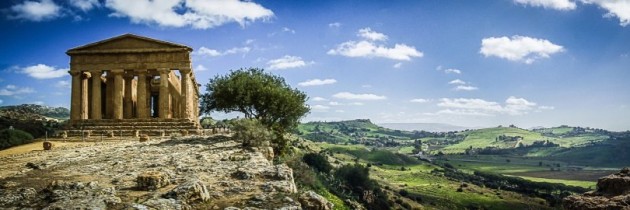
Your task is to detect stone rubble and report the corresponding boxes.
[0,135,302,209]
[563,167,630,210]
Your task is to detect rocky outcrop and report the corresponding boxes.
[299,191,333,210]
[0,135,300,209]
[563,167,630,210]
[137,171,171,190]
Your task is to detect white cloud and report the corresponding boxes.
[514,0,577,10]
[538,105,555,110]
[581,0,630,26]
[55,80,71,88]
[393,62,402,68]
[358,27,388,41]
[195,46,250,57]
[267,55,313,70]
[70,0,100,11]
[448,79,466,85]
[436,97,542,116]
[298,79,337,87]
[0,85,35,96]
[328,101,364,106]
[282,27,295,34]
[410,98,430,103]
[30,101,44,105]
[328,28,423,61]
[444,68,462,74]
[332,92,386,100]
[105,0,274,29]
[311,104,331,112]
[504,96,537,115]
[480,35,564,64]
[195,64,208,71]
[328,22,341,28]
[328,40,423,61]
[10,0,61,21]
[454,85,479,91]
[0,99,3,104]
[19,64,68,79]
[311,97,328,102]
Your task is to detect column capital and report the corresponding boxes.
[82,72,91,78]
[158,68,171,75]
[179,68,192,74]
[68,71,81,77]
[134,69,148,75]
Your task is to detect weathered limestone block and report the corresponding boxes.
[163,178,209,203]
[43,142,53,150]
[261,146,274,161]
[136,171,170,190]
[139,134,150,142]
[299,191,333,210]
[180,130,188,136]
[107,131,115,138]
[83,130,91,138]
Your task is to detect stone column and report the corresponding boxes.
[105,73,114,119]
[179,68,191,120]
[123,73,134,119]
[69,71,82,121]
[158,68,170,119]
[90,70,102,119]
[135,70,149,118]
[81,72,91,119]
[146,75,153,117]
[111,69,124,120]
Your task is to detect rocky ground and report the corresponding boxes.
[0,135,309,210]
[563,168,630,210]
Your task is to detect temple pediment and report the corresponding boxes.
[67,34,192,55]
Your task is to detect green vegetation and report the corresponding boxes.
[231,118,274,147]
[303,153,333,174]
[292,120,629,209]
[200,68,309,156]
[0,128,34,150]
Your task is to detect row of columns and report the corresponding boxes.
[69,68,194,121]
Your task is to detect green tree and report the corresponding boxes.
[200,116,216,129]
[200,68,310,155]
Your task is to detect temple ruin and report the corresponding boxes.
[63,34,201,137]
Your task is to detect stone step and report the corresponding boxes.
[64,129,201,137]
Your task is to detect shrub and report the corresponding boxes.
[302,153,333,174]
[399,189,409,196]
[231,119,274,147]
[0,128,34,150]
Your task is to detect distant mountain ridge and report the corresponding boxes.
[0,104,69,120]
[379,122,471,132]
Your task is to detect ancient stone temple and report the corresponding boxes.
[64,34,201,137]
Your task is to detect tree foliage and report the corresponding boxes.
[302,152,333,174]
[0,128,34,150]
[200,68,310,154]
[231,118,274,147]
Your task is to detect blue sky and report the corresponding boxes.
[0,0,629,130]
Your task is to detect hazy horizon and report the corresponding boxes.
[1,0,629,131]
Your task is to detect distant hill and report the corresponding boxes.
[379,122,470,132]
[0,104,69,120]
[0,104,69,138]
[296,119,438,144]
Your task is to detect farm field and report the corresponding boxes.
[441,156,616,188]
